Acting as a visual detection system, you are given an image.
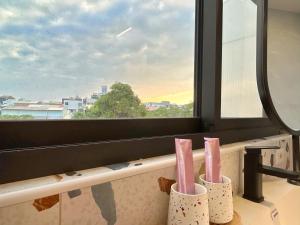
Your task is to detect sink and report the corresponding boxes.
[234,197,275,225]
[234,179,300,225]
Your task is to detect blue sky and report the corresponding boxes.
[0,0,195,104]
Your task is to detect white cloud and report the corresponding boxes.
[158,2,165,10]
[0,8,16,25]
[162,0,194,8]
[50,17,65,26]
[120,53,131,59]
[0,39,39,62]
[0,5,46,26]
[33,0,55,6]
[139,44,149,54]
[138,0,193,11]
[53,74,77,80]
[91,51,104,58]
[80,0,114,13]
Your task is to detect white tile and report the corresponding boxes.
[0,198,59,225]
[61,187,108,225]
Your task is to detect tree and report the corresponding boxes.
[74,82,146,119]
[146,103,193,118]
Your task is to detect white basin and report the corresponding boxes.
[234,179,300,225]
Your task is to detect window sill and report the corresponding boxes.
[0,134,289,208]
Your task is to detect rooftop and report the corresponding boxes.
[2,103,63,111]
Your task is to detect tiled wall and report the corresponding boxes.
[0,197,59,225]
[0,135,292,225]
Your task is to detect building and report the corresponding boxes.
[62,97,85,118]
[0,96,15,108]
[144,101,172,111]
[62,97,84,113]
[85,86,108,107]
[100,85,108,96]
[86,93,100,105]
[1,102,64,119]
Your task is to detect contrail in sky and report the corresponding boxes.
[116,27,132,38]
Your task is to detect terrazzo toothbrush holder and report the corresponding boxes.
[168,183,209,225]
[199,174,233,224]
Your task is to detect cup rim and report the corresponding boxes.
[171,183,207,197]
[199,174,231,185]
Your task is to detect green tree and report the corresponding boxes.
[146,103,193,118]
[74,82,146,119]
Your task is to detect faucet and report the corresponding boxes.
[243,146,300,203]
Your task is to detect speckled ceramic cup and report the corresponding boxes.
[168,183,209,225]
[199,174,233,224]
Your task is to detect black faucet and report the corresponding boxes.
[243,146,300,203]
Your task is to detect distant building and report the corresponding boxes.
[85,86,108,107]
[1,102,64,119]
[0,96,16,108]
[144,101,172,111]
[62,97,85,118]
[86,94,99,108]
[100,85,108,96]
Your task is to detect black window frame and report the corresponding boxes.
[208,0,273,131]
[0,0,278,184]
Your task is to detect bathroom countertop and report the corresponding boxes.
[233,195,273,225]
[232,179,300,225]
[210,211,242,225]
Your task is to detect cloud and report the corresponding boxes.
[139,0,194,11]
[0,39,39,61]
[53,74,77,80]
[92,51,104,58]
[0,0,195,103]
[139,44,148,54]
[50,17,65,26]
[0,4,46,26]
[80,0,115,13]
[162,0,194,8]
[0,8,16,24]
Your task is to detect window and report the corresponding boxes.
[0,0,279,184]
[0,0,195,120]
[221,0,264,118]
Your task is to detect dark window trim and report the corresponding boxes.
[0,126,279,184]
[202,0,273,131]
[0,0,278,184]
[0,118,203,150]
[194,0,203,117]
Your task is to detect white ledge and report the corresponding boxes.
[0,134,290,208]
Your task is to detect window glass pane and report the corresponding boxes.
[0,0,195,120]
[221,0,264,118]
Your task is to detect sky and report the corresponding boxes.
[0,0,195,104]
